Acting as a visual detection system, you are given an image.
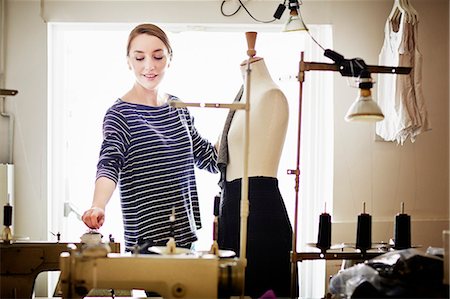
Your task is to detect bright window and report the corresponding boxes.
[48,22,333,298]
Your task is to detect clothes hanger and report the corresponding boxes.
[388,0,405,23]
[403,0,419,24]
[389,0,418,25]
[400,0,414,24]
[388,0,406,28]
[395,0,419,24]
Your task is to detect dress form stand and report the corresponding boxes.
[219,32,293,298]
[237,31,256,297]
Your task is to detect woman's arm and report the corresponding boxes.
[82,177,116,229]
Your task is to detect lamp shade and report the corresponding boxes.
[345,89,384,122]
[283,8,308,32]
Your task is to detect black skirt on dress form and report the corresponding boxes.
[218,176,298,298]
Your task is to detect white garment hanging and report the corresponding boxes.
[376,1,430,144]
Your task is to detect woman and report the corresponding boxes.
[82,23,219,252]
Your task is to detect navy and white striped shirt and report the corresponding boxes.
[96,96,219,249]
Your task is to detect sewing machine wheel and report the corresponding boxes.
[80,230,102,244]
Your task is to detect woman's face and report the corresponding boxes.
[127,34,170,92]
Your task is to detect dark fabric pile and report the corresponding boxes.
[329,248,448,298]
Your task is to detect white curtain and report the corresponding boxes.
[296,27,334,298]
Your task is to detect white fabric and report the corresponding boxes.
[376,11,431,144]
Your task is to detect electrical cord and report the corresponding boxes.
[220,0,241,17]
[220,0,327,54]
[220,0,277,23]
[307,30,326,52]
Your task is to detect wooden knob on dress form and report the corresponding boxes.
[245,31,257,58]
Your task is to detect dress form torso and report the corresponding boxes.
[226,57,289,181]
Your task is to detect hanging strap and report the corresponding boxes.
[217,85,244,188]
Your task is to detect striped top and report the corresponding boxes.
[96,96,219,250]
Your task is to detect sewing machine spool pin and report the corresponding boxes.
[2,203,13,244]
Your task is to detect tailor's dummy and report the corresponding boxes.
[218,32,297,298]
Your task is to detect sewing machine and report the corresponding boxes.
[0,202,121,298]
[59,242,244,298]
[0,240,121,298]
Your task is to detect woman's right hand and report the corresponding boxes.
[82,207,105,229]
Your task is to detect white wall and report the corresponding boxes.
[1,0,449,257]
[330,0,449,249]
[2,0,48,239]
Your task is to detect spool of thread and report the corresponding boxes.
[213,193,221,241]
[317,212,331,252]
[356,203,372,252]
[3,204,12,227]
[394,202,411,249]
[214,193,221,217]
